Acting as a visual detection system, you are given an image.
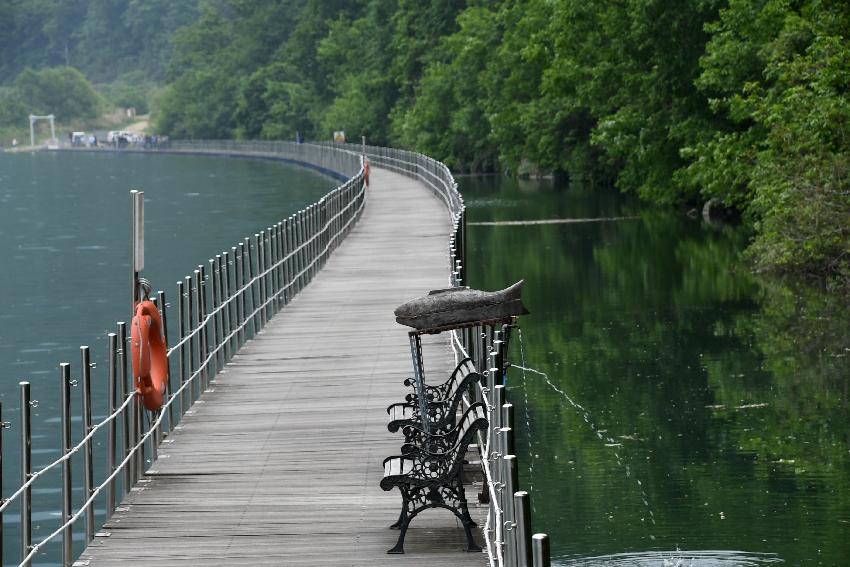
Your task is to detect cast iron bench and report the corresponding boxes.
[386,357,480,439]
[380,402,488,554]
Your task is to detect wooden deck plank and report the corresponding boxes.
[79,167,488,566]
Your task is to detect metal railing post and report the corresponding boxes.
[118,321,132,494]
[202,262,213,386]
[297,211,306,293]
[149,297,161,461]
[493,385,505,434]
[485,366,497,421]
[20,381,32,567]
[60,362,73,567]
[268,226,279,312]
[532,534,550,567]
[503,403,515,437]
[242,238,254,336]
[107,332,117,514]
[235,245,246,346]
[157,290,173,431]
[210,257,222,374]
[494,334,505,386]
[265,230,274,321]
[194,268,206,392]
[222,250,234,359]
[255,233,266,328]
[177,280,187,414]
[81,346,95,543]
[515,491,532,567]
[503,454,518,567]
[278,221,287,302]
[186,274,197,404]
[282,219,292,306]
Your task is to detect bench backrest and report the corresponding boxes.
[444,403,488,460]
[444,358,478,400]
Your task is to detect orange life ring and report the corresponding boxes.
[364,159,370,186]
[131,300,168,411]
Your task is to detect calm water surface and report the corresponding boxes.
[0,150,334,565]
[460,176,850,566]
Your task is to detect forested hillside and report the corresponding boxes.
[2,0,848,283]
[0,0,198,83]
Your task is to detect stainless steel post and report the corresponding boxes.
[234,245,246,346]
[493,385,505,433]
[503,454,518,567]
[150,296,161,460]
[503,403,515,440]
[130,190,144,312]
[204,264,214,385]
[494,335,505,386]
[486,368,501,516]
[107,333,117,514]
[244,237,258,336]
[303,209,311,283]
[177,280,186,414]
[282,219,292,306]
[195,267,207,390]
[297,212,306,292]
[209,257,222,373]
[201,263,211,390]
[60,362,72,567]
[239,240,257,337]
[310,205,318,278]
[255,233,266,328]
[135,361,144,481]
[118,321,132,493]
[222,250,233,359]
[279,221,288,300]
[20,381,32,567]
[276,222,286,306]
[265,229,274,312]
[294,213,302,291]
[514,491,532,567]
[186,274,197,404]
[214,255,226,364]
[81,346,95,543]
[264,228,273,311]
[157,290,174,431]
[532,534,550,567]
[266,225,280,316]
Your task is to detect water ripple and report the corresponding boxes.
[557,550,784,566]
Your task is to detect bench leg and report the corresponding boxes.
[387,506,410,554]
[387,488,413,554]
[461,511,482,553]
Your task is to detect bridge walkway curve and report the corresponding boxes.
[77,167,487,566]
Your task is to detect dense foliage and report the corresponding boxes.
[0,66,104,126]
[147,0,849,281]
[1,0,848,281]
[0,0,198,84]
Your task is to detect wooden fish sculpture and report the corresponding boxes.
[394,280,529,330]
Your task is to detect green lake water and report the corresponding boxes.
[459,176,850,566]
[0,150,335,565]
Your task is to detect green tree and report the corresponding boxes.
[393,6,501,170]
[13,66,103,121]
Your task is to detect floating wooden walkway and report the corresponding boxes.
[78,168,488,566]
